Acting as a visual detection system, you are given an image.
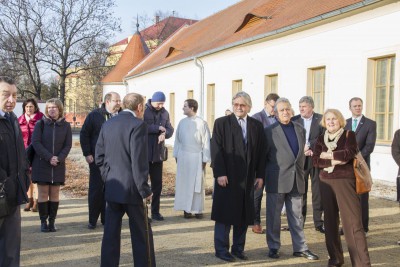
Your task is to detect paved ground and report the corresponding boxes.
[20,191,400,267]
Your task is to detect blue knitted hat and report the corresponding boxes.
[151,91,166,102]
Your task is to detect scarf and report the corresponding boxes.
[323,128,344,173]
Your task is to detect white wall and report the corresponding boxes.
[126,2,400,182]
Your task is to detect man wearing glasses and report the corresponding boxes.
[251,93,279,234]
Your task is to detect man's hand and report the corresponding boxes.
[217,176,228,187]
[159,126,166,132]
[50,156,59,166]
[146,193,153,202]
[304,144,313,156]
[254,178,263,190]
[85,155,94,164]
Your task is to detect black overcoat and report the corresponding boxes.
[211,114,266,225]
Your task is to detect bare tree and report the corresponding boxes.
[39,0,120,104]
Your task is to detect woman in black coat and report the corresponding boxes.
[31,98,72,232]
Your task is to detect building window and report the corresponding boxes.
[372,56,395,142]
[187,90,194,99]
[307,67,325,114]
[169,93,175,128]
[232,79,242,97]
[264,74,278,99]
[207,84,215,131]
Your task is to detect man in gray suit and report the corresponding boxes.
[344,97,376,235]
[96,93,155,267]
[265,98,318,260]
[251,93,279,234]
[291,96,325,233]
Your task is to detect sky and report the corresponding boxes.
[111,0,241,42]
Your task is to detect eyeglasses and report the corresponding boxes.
[233,103,247,108]
[266,101,275,109]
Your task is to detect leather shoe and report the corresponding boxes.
[293,250,319,260]
[151,213,164,221]
[315,225,325,233]
[252,224,265,234]
[195,213,203,219]
[215,252,236,262]
[184,211,192,219]
[87,223,96,230]
[231,250,248,260]
[268,249,280,259]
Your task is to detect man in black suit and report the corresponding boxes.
[292,96,325,233]
[80,92,121,229]
[251,93,279,234]
[95,93,155,267]
[0,76,30,266]
[344,97,376,235]
[211,91,266,262]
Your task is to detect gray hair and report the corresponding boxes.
[299,96,314,108]
[274,97,292,113]
[232,91,252,108]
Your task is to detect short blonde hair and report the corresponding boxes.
[45,98,64,118]
[321,109,346,128]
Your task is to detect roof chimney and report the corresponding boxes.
[155,15,160,24]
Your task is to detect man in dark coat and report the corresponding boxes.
[95,93,155,267]
[144,91,174,221]
[0,76,30,266]
[80,92,121,229]
[291,96,325,233]
[251,92,279,234]
[211,91,266,262]
[344,97,376,235]
[265,98,318,260]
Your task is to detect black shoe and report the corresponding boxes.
[231,250,248,260]
[87,223,96,229]
[195,213,203,219]
[293,250,319,260]
[48,219,57,232]
[268,249,280,259]
[281,226,290,231]
[184,211,192,219]
[215,252,236,262]
[151,213,164,221]
[41,222,49,232]
[315,225,325,233]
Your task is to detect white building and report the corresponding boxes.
[116,0,400,183]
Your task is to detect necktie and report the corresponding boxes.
[352,118,358,131]
[239,118,247,143]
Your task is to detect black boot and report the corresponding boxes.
[38,202,49,232]
[48,201,59,232]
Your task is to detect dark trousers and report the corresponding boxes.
[320,177,370,267]
[149,162,163,215]
[101,201,156,267]
[0,207,21,267]
[302,164,323,228]
[214,222,247,254]
[88,163,105,225]
[253,185,265,225]
[360,192,369,232]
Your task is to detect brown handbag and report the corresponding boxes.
[353,152,373,194]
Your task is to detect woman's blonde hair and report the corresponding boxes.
[321,109,346,128]
[45,98,64,119]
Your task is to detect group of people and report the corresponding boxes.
[0,72,398,267]
[0,76,72,266]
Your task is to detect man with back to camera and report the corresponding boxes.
[0,76,30,267]
[144,91,174,221]
[80,92,121,229]
[251,93,279,234]
[344,97,376,236]
[291,96,325,233]
[95,93,155,267]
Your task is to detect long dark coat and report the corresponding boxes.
[391,129,400,202]
[211,114,266,225]
[31,116,72,184]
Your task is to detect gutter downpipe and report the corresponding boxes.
[123,78,129,97]
[194,57,204,118]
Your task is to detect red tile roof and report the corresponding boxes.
[102,31,150,83]
[126,0,367,78]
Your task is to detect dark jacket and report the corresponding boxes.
[252,109,276,128]
[18,112,44,148]
[95,111,152,204]
[0,112,30,208]
[31,116,72,184]
[144,99,174,162]
[211,114,266,225]
[391,129,400,201]
[313,130,357,180]
[80,104,112,157]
